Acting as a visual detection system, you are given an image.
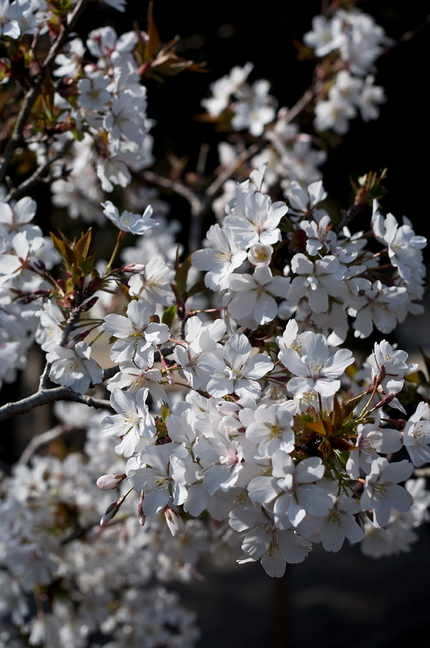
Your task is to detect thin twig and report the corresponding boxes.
[281,88,314,125]
[103,365,120,381]
[142,169,206,252]
[5,139,73,203]
[205,143,260,198]
[59,305,84,347]
[141,169,205,215]
[38,360,52,391]
[196,142,209,177]
[396,14,430,46]
[19,423,68,465]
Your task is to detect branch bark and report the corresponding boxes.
[5,138,73,203]
[19,423,67,464]
[0,386,111,423]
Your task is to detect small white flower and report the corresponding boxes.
[78,76,111,111]
[361,457,413,528]
[223,191,287,249]
[127,443,188,517]
[192,224,247,291]
[103,299,170,365]
[102,387,156,457]
[47,342,103,393]
[228,266,290,325]
[199,333,274,400]
[279,331,353,398]
[402,402,430,466]
[101,200,157,235]
[128,258,175,311]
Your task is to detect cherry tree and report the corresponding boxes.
[0,1,429,646]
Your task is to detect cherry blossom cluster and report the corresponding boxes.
[304,7,391,134]
[194,171,426,342]
[50,23,154,223]
[0,197,59,388]
[1,0,430,644]
[0,405,200,647]
[102,305,430,576]
[203,64,326,209]
[59,171,426,579]
[1,168,429,583]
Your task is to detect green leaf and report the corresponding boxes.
[341,392,365,420]
[187,278,206,298]
[162,305,177,328]
[175,257,192,294]
[75,229,92,265]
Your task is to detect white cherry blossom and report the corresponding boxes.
[101,387,156,457]
[192,223,247,291]
[127,258,175,311]
[101,200,157,235]
[361,457,413,528]
[248,450,332,528]
[312,491,364,552]
[198,333,273,400]
[244,402,295,457]
[228,265,290,325]
[223,191,287,249]
[127,443,188,517]
[47,342,103,393]
[229,506,312,576]
[402,402,430,466]
[287,253,347,314]
[279,331,353,398]
[103,299,170,365]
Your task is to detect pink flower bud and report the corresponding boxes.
[96,473,127,491]
[100,502,119,527]
[122,263,145,273]
[137,500,146,527]
[164,507,185,537]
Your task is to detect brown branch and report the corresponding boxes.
[394,14,430,47]
[19,423,68,464]
[281,88,314,125]
[205,143,260,198]
[141,169,205,215]
[5,138,73,203]
[142,169,206,252]
[0,386,111,423]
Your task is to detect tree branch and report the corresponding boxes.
[141,169,205,215]
[142,87,313,252]
[205,143,260,198]
[281,88,314,125]
[19,423,68,465]
[5,138,73,203]
[0,386,111,423]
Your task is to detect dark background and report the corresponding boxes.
[81,0,430,231]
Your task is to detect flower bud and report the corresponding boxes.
[100,501,120,527]
[164,507,185,537]
[122,263,145,273]
[137,500,146,527]
[96,473,127,491]
[248,243,272,267]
